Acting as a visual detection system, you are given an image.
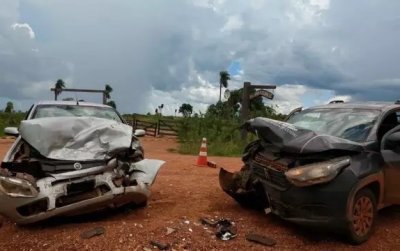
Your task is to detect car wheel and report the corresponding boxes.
[346,188,377,244]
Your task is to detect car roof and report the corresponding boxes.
[308,102,400,112]
[36,100,111,108]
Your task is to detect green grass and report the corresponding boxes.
[0,112,25,137]
[177,116,248,156]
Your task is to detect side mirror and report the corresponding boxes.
[4,127,19,137]
[134,129,146,137]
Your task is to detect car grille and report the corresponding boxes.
[252,153,290,189]
[55,184,110,208]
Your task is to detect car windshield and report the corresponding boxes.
[286,108,380,142]
[33,105,123,122]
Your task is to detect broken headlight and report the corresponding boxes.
[0,176,39,198]
[284,156,350,187]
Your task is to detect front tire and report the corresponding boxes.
[345,188,377,244]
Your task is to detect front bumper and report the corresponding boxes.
[0,159,164,224]
[220,166,358,229]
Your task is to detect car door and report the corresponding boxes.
[381,123,400,203]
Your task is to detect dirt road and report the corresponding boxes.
[0,137,400,250]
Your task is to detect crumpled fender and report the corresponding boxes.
[130,159,165,185]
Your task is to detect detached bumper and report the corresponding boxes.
[0,159,164,224]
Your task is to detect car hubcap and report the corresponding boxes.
[352,196,373,237]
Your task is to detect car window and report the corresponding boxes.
[33,105,123,122]
[287,108,380,142]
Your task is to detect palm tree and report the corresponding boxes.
[103,84,113,104]
[219,71,230,102]
[105,84,113,99]
[54,79,65,100]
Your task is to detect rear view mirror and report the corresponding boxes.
[4,127,19,137]
[134,129,146,137]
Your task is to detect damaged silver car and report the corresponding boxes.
[0,101,164,224]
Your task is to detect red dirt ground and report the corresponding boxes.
[0,137,400,250]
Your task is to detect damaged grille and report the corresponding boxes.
[55,184,110,208]
[252,153,290,189]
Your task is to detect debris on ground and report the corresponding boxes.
[200,217,237,241]
[166,227,176,236]
[207,161,217,168]
[150,240,170,250]
[80,227,106,239]
[199,217,218,227]
[245,233,277,247]
[215,219,237,241]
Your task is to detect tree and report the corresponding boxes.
[105,84,113,99]
[219,71,230,102]
[4,101,14,113]
[54,79,65,100]
[106,100,116,109]
[179,103,193,117]
[157,104,164,116]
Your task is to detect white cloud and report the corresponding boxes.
[11,23,35,39]
[310,0,330,10]
[221,15,243,33]
[270,84,308,114]
[1,0,400,115]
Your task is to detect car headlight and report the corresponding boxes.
[285,156,350,187]
[0,176,39,198]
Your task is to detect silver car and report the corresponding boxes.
[0,101,164,224]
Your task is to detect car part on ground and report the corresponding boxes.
[245,233,277,247]
[200,217,237,241]
[0,114,164,224]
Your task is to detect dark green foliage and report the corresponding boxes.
[219,71,230,88]
[0,112,25,136]
[178,87,285,156]
[177,115,245,156]
[54,79,66,100]
[4,102,14,113]
[219,71,230,102]
[105,84,113,99]
[178,103,193,117]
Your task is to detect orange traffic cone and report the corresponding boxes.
[196,138,208,166]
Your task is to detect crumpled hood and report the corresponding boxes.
[19,116,133,161]
[244,117,363,154]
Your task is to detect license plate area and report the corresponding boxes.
[67,179,95,195]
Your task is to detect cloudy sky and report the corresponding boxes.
[1,0,400,115]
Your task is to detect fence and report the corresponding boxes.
[127,116,178,137]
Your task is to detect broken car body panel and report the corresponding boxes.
[19,116,133,161]
[0,103,164,224]
[243,117,364,154]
